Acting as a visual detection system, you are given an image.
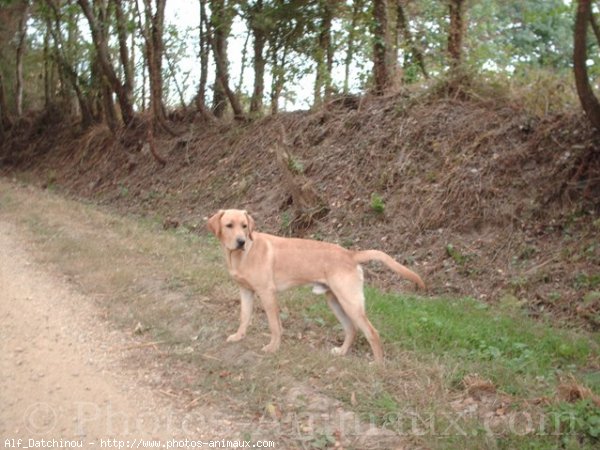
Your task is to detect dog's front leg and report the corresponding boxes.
[257,290,282,353]
[227,287,254,343]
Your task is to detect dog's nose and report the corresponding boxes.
[236,237,246,249]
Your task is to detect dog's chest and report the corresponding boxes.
[229,268,253,290]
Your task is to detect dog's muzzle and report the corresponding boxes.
[235,237,246,250]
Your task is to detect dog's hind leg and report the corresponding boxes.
[257,289,283,353]
[326,291,357,356]
[330,270,384,363]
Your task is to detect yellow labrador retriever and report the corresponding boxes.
[207,209,425,363]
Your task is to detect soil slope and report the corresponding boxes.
[2,92,599,327]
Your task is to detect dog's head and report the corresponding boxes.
[207,209,255,251]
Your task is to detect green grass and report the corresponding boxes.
[366,289,595,392]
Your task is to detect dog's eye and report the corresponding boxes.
[242,224,248,229]
[225,223,233,228]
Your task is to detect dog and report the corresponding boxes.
[207,209,425,363]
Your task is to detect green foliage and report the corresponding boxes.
[370,192,385,214]
[445,243,467,265]
[548,400,600,446]
[574,272,600,290]
[287,155,304,174]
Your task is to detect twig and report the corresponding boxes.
[111,340,166,352]
[200,353,222,362]
[159,389,178,398]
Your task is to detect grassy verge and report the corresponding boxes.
[1,179,598,449]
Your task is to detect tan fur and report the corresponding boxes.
[207,209,425,363]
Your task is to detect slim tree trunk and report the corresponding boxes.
[113,0,134,110]
[372,0,390,94]
[0,71,12,134]
[43,19,52,108]
[196,0,210,113]
[78,0,134,126]
[140,0,169,126]
[165,50,186,108]
[314,0,333,107]
[95,57,118,131]
[249,0,265,114]
[204,1,245,120]
[574,0,600,131]
[210,0,230,117]
[396,0,428,80]
[344,0,362,94]
[591,7,600,45]
[46,0,94,127]
[15,4,28,117]
[236,29,250,94]
[447,0,465,71]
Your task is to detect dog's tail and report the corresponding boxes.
[352,250,426,290]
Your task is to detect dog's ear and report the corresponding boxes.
[207,210,224,237]
[244,211,256,239]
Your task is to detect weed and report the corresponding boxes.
[280,210,292,233]
[574,272,600,290]
[446,244,468,265]
[305,432,335,449]
[45,170,57,189]
[287,156,305,175]
[370,193,385,214]
[547,400,600,447]
[118,183,129,198]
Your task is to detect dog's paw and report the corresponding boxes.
[226,333,244,342]
[261,342,279,353]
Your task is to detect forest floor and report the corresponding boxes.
[1,89,600,448]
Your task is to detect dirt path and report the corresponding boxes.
[0,220,244,448]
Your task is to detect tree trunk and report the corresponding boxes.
[46,0,94,127]
[344,0,362,94]
[396,0,428,80]
[314,0,333,107]
[15,4,28,117]
[95,57,119,131]
[204,1,245,120]
[249,0,265,114]
[196,0,210,114]
[574,0,600,132]
[0,71,12,134]
[165,50,186,108]
[270,45,287,115]
[43,20,52,109]
[372,0,390,94]
[113,0,134,110]
[78,0,134,126]
[210,0,230,117]
[236,29,250,94]
[447,0,465,71]
[140,0,170,130]
[591,7,600,46]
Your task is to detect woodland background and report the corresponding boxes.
[0,1,599,129]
